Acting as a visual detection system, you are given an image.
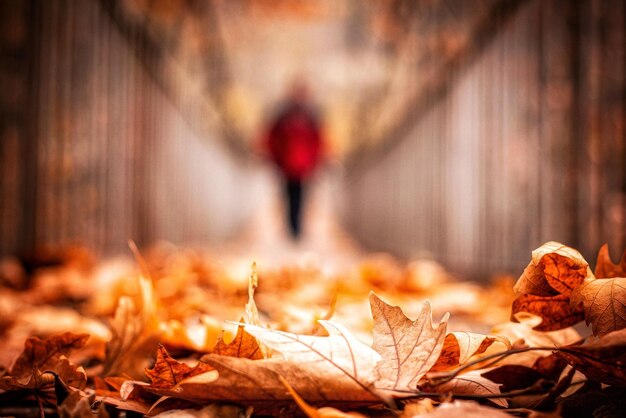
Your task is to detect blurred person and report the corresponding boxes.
[264,80,324,240]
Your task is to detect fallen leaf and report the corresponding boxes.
[511,294,584,331]
[556,327,626,385]
[402,400,511,417]
[151,404,249,418]
[243,321,382,398]
[145,345,214,389]
[514,242,591,297]
[569,276,626,336]
[369,293,448,392]
[430,332,507,372]
[213,323,263,360]
[0,332,88,391]
[423,369,507,407]
[58,391,110,418]
[594,244,626,278]
[103,276,159,377]
[280,375,367,418]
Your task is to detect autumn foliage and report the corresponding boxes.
[0,242,625,417]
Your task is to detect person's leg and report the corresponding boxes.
[286,179,303,239]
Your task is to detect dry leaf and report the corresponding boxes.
[514,242,591,297]
[103,276,159,377]
[594,244,626,278]
[145,345,214,389]
[423,369,507,407]
[280,375,367,418]
[243,321,381,398]
[402,400,511,417]
[511,294,584,331]
[58,391,110,418]
[0,332,88,391]
[556,327,626,386]
[151,404,248,418]
[430,332,507,372]
[213,323,263,360]
[570,276,626,336]
[369,293,448,392]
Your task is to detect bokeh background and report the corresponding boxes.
[0,0,624,279]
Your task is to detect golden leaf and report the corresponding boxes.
[570,276,626,336]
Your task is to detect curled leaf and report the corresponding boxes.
[514,242,591,297]
[511,294,584,331]
[430,332,507,372]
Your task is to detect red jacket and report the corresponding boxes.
[266,103,323,180]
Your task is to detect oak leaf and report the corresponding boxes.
[0,332,88,391]
[514,242,591,297]
[369,293,448,392]
[556,327,626,385]
[145,345,214,389]
[429,332,507,372]
[569,276,626,336]
[213,322,263,360]
[594,244,626,278]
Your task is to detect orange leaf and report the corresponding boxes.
[511,293,584,331]
[145,345,213,389]
[594,244,626,278]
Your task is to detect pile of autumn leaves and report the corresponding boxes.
[1,242,625,417]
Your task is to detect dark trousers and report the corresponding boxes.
[284,179,303,239]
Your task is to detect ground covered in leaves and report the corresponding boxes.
[0,241,625,417]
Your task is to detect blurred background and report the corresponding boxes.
[0,0,624,279]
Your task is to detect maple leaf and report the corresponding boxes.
[556,327,626,385]
[213,323,263,360]
[569,276,626,336]
[514,242,592,297]
[429,332,507,372]
[369,293,448,392]
[511,294,584,331]
[594,244,626,278]
[145,345,213,389]
[0,332,88,391]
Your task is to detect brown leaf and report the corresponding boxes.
[280,375,367,418]
[570,276,626,336]
[424,370,507,407]
[514,242,591,297]
[369,293,448,392]
[556,328,626,386]
[511,293,584,331]
[595,244,626,278]
[430,332,505,372]
[145,345,213,389]
[58,391,110,418]
[213,324,264,360]
[0,332,88,391]
[481,365,544,392]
